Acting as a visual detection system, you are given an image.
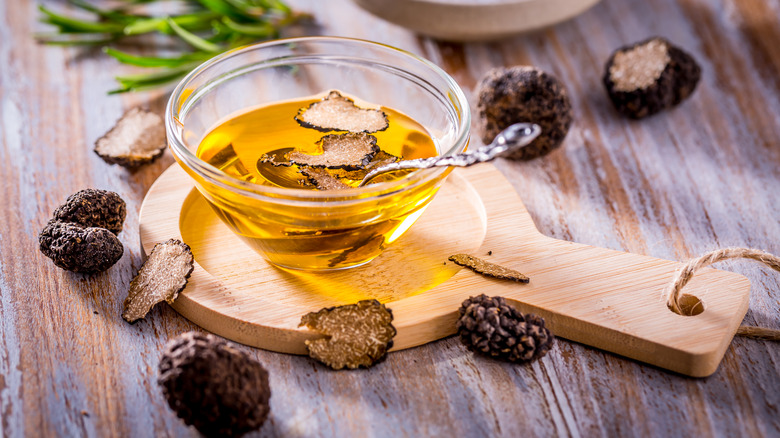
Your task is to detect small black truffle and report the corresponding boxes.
[39,220,124,274]
[52,189,126,234]
[477,66,573,160]
[158,332,271,437]
[457,294,554,363]
[603,37,701,119]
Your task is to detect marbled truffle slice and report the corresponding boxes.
[94,107,166,168]
[299,300,396,370]
[122,239,194,323]
[295,90,389,133]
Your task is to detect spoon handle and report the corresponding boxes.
[358,123,542,187]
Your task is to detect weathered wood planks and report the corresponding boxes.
[0,0,777,436]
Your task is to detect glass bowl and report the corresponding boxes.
[166,37,470,270]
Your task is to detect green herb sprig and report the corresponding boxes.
[36,0,309,93]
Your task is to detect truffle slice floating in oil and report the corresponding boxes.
[288,133,379,170]
[476,66,573,160]
[366,149,401,168]
[39,220,124,274]
[603,37,701,119]
[122,239,194,323]
[258,150,293,168]
[158,332,271,437]
[299,167,352,191]
[300,150,402,190]
[295,90,389,133]
[448,253,530,283]
[94,107,167,169]
[299,299,396,370]
[53,188,126,235]
[328,150,401,181]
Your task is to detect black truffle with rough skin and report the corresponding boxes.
[457,294,554,363]
[52,188,126,234]
[39,220,124,274]
[477,66,573,160]
[603,37,701,119]
[158,332,271,438]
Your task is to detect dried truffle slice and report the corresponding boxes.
[457,294,554,363]
[52,188,126,234]
[477,66,573,160]
[288,133,379,170]
[299,299,396,370]
[448,254,529,283]
[94,107,166,168]
[295,90,389,133]
[603,37,701,119]
[122,239,194,323]
[159,332,271,437]
[299,167,351,191]
[39,220,124,274]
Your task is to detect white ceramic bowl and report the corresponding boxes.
[352,0,602,41]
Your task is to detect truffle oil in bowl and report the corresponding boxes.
[193,91,446,270]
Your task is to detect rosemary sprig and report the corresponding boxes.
[36,0,309,93]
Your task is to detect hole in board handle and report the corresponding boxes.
[668,294,705,316]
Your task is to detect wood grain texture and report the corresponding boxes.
[141,164,750,377]
[1,0,778,436]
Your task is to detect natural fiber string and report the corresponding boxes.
[735,325,780,341]
[665,247,780,341]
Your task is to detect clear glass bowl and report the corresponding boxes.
[166,37,470,270]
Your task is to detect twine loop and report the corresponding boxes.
[665,247,780,341]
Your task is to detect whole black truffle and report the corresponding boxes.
[158,332,271,437]
[477,66,573,160]
[603,37,701,119]
[457,294,554,363]
[39,220,124,274]
[53,188,126,234]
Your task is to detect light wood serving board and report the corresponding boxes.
[139,164,750,377]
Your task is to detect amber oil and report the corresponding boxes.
[194,92,443,270]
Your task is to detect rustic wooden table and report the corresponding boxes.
[1,0,778,436]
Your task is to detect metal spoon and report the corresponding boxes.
[357,123,542,187]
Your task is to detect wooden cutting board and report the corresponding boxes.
[139,163,750,377]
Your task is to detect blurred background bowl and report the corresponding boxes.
[351,0,602,41]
